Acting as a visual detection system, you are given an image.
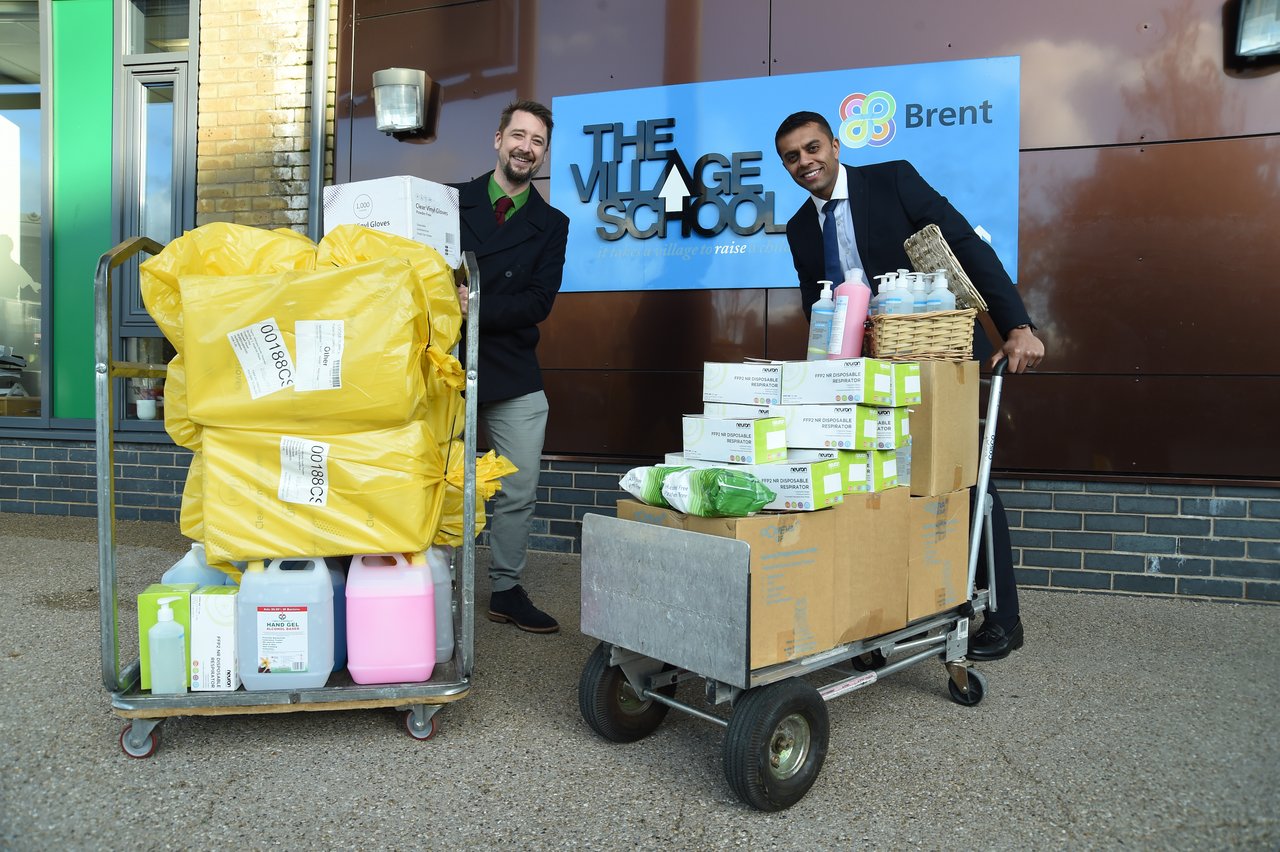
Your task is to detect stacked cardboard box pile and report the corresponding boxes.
[619,357,980,670]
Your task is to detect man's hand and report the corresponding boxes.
[456,284,469,318]
[991,326,1044,373]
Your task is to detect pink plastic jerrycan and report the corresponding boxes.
[345,552,435,685]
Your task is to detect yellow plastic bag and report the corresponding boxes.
[433,442,518,546]
[317,225,461,352]
[140,223,316,350]
[423,343,465,442]
[179,450,205,540]
[162,355,201,452]
[199,422,448,563]
[179,259,430,433]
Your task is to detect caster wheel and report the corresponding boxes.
[850,649,887,672]
[120,724,159,759]
[723,678,829,811]
[404,710,439,741]
[947,668,988,706]
[578,642,676,743]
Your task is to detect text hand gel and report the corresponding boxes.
[828,271,872,359]
[149,597,187,694]
[807,280,836,360]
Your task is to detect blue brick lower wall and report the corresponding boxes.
[3,437,1278,605]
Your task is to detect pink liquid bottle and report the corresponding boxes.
[827,269,872,359]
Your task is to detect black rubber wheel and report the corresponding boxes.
[119,724,159,759]
[578,642,675,743]
[850,649,887,672]
[403,710,439,741]
[723,679,829,811]
[947,668,988,706]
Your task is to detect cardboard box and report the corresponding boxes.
[702,362,782,405]
[847,449,899,492]
[322,175,462,268]
[907,490,971,621]
[682,415,787,464]
[873,406,911,450]
[769,403,878,450]
[703,401,773,419]
[889,362,922,406]
[909,361,979,496]
[137,584,198,690]
[616,499,837,669]
[663,454,844,511]
[190,585,240,692]
[779,358,894,406]
[832,488,910,642]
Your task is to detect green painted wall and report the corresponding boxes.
[50,0,113,420]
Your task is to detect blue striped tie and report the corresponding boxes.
[822,199,842,283]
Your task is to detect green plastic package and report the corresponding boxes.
[619,465,690,508]
[660,468,776,518]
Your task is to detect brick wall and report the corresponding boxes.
[3,439,1277,605]
[195,0,335,231]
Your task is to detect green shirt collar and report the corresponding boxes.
[487,175,530,216]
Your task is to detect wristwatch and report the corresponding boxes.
[1010,323,1036,332]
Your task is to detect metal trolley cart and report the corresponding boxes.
[578,360,1010,810]
[94,238,483,758]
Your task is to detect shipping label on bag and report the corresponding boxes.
[277,436,331,506]
[294,320,345,391]
[227,317,296,399]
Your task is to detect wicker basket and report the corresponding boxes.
[903,224,988,312]
[868,309,977,361]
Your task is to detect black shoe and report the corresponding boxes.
[487,585,559,634]
[968,619,1023,661]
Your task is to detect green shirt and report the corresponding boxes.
[487,176,530,217]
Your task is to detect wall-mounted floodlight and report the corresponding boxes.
[373,67,428,134]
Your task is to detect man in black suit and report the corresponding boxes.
[455,100,569,634]
[774,110,1045,659]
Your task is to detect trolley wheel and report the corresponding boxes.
[850,650,887,672]
[403,710,439,741]
[578,642,675,743]
[119,724,159,759]
[723,678,829,811]
[947,668,988,706]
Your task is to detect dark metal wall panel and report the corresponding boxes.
[1020,135,1280,375]
[767,0,1280,149]
[993,375,1279,478]
[542,370,701,457]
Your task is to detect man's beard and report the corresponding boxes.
[501,154,541,185]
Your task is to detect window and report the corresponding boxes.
[0,0,44,419]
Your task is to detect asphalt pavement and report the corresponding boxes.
[1,511,1277,850]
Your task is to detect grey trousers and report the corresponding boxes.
[478,390,548,593]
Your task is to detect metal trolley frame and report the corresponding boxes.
[94,239,482,758]
[578,360,1011,810]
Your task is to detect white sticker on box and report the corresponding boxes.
[905,375,921,394]
[294,320,345,391]
[823,472,843,492]
[852,462,868,483]
[864,420,877,438]
[766,428,786,449]
[278,436,331,506]
[874,372,891,393]
[884,459,898,478]
[256,605,309,673]
[227,318,296,399]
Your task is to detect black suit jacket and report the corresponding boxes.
[785,161,1031,357]
[455,172,569,404]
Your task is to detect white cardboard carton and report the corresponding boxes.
[779,358,894,406]
[769,403,878,450]
[322,175,462,268]
[681,416,787,464]
[189,585,240,691]
[702,362,783,405]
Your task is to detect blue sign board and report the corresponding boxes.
[551,56,1020,292]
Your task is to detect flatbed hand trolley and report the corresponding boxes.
[94,239,483,758]
[578,360,1011,810]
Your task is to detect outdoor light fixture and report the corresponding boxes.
[373,67,429,134]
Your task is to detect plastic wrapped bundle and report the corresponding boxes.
[661,468,776,518]
[619,464,691,508]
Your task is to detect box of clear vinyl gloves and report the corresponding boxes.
[322,175,462,269]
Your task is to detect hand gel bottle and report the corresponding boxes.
[828,270,872,359]
[882,278,910,315]
[908,273,930,314]
[925,270,956,312]
[149,597,187,694]
[870,272,895,316]
[806,280,836,360]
